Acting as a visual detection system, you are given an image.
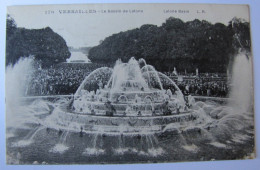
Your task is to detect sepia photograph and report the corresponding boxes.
[5,3,255,164]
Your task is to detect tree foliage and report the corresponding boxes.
[88,17,250,73]
[6,15,71,67]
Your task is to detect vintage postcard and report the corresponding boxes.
[5,3,254,164]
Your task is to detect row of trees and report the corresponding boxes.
[6,15,250,71]
[88,17,251,73]
[6,15,70,67]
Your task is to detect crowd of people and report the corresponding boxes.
[177,79,229,97]
[163,72,229,97]
[26,63,106,96]
[25,63,230,98]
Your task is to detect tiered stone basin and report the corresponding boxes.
[59,57,194,135]
[50,102,195,135]
[73,87,185,116]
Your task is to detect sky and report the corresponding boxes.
[7,4,250,48]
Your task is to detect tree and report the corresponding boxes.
[88,17,250,73]
[6,15,71,67]
[6,14,17,36]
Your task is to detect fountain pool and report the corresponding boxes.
[6,55,255,164]
[43,57,197,135]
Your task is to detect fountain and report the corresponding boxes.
[6,55,254,164]
[44,57,194,135]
